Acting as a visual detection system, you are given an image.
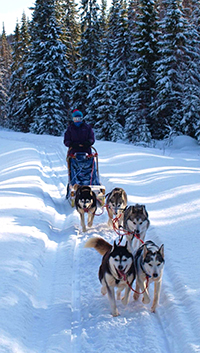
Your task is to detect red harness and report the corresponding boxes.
[112,214,145,246]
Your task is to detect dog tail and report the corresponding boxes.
[84,237,112,256]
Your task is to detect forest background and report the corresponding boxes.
[0,0,200,145]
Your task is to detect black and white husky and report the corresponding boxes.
[134,240,164,312]
[106,187,127,228]
[85,237,135,316]
[123,204,150,251]
[74,185,97,232]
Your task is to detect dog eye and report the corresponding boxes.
[148,264,153,267]
[140,222,142,225]
[133,222,136,225]
[157,263,161,266]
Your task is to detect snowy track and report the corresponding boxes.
[0,131,200,353]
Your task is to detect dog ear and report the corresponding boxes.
[131,205,135,213]
[143,244,148,259]
[111,240,117,252]
[159,244,164,259]
[73,184,80,191]
[142,205,148,217]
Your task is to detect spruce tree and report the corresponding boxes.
[125,0,158,143]
[181,0,200,138]
[107,0,130,129]
[19,0,71,135]
[153,0,188,139]
[0,25,12,126]
[7,14,30,131]
[55,0,80,75]
[71,0,101,120]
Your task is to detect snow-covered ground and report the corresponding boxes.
[0,129,200,353]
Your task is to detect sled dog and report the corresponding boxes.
[106,187,127,228]
[134,240,164,312]
[85,237,135,316]
[74,185,97,232]
[123,204,150,251]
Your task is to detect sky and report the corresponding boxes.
[0,0,34,35]
[0,128,200,353]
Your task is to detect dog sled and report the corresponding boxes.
[66,146,106,207]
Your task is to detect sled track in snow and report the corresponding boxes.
[34,141,199,353]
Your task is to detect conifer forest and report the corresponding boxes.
[0,0,200,144]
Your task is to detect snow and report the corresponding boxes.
[0,129,200,353]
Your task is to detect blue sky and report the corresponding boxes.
[0,0,34,35]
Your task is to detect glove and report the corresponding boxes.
[83,140,92,148]
[70,142,80,149]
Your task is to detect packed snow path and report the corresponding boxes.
[0,130,200,353]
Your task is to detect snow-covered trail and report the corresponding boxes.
[0,131,200,353]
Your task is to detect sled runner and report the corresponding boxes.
[66,147,106,207]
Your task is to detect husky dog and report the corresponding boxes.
[85,237,135,316]
[106,187,127,228]
[74,185,97,232]
[123,204,150,251]
[134,240,164,312]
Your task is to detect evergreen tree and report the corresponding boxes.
[87,0,123,141]
[152,0,188,139]
[71,0,101,119]
[7,14,30,131]
[125,0,158,143]
[181,0,200,138]
[0,24,12,125]
[19,0,71,135]
[108,0,130,129]
[55,0,80,75]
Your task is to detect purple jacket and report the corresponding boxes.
[64,121,95,155]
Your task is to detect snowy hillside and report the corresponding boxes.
[0,130,200,353]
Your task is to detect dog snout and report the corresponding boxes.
[118,265,123,271]
[114,207,118,215]
[153,273,158,278]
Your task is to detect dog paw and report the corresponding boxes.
[87,221,93,227]
[82,227,87,232]
[151,304,157,313]
[142,296,150,304]
[112,309,119,317]
[101,287,107,295]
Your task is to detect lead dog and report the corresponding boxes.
[134,240,164,312]
[123,204,150,251]
[106,187,127,228]
[85,237,135,316]
[74,185,97,232]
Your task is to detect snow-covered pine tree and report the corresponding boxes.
[87,0,123,141]
[107,0,130,130]
[152,0,188,139]
[55,0,80,76]
[0,25,12,126]
[71,0,101,121]
[19,0,71,135]
[125,0,158,143]
[7,14,30,131]
[181,0,200,138]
